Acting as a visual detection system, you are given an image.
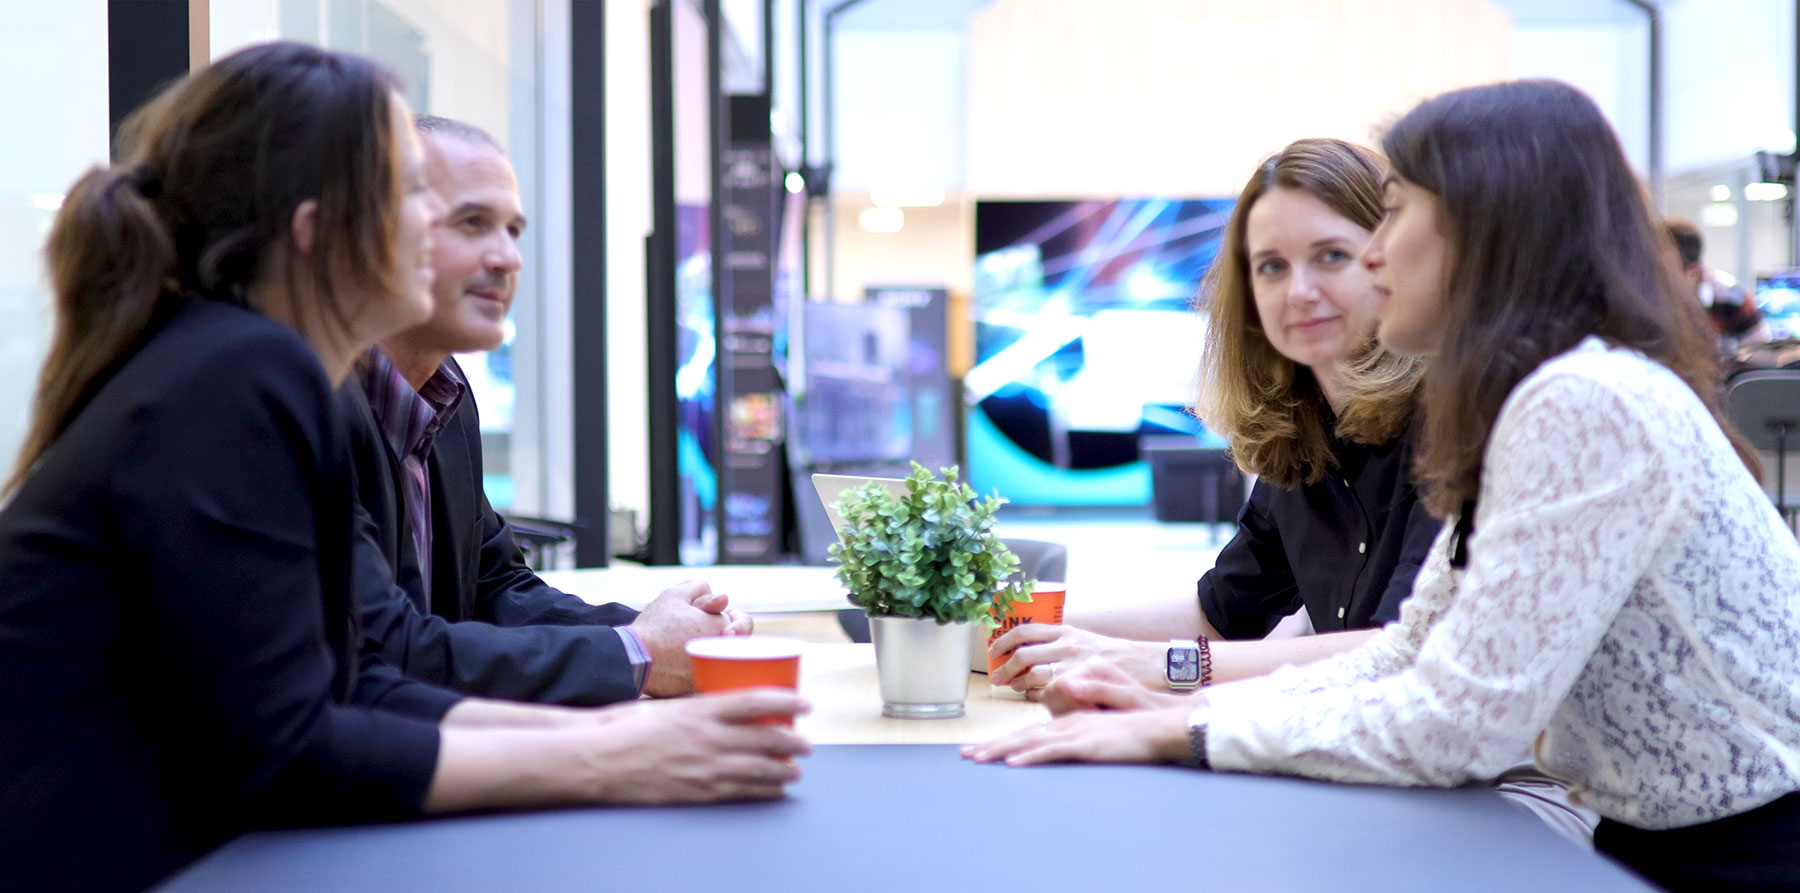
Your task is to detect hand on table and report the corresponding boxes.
[960,703,1195,768]
[631,580,755,697]
[584,688,811,802]
[1038,657,1194,716]
[987,624,1167,695]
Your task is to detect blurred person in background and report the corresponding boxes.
[1665,217,1770,354]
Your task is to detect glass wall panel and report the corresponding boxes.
[0,0,110,476]
[211,0,548,512]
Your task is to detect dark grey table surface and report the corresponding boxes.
[156,745,1654,892]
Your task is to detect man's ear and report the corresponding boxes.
[289,199,319,256]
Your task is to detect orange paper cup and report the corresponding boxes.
[685,635,804,726]
[985,583,1067,676]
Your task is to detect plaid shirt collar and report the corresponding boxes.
[358,348,467,464]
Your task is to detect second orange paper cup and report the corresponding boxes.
[685,635,804,725]
[984,583,1067,676]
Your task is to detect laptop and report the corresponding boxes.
[810,473,908,536]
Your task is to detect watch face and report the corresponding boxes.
[1168,647,1201,684]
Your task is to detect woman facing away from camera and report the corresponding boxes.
[0,42,805,892]
[968,79,1800,891]
[988,139,1439,696]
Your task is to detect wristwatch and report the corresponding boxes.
[1184,703,1212,768]
[1166,638,1202,692]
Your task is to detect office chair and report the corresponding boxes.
[835,537,1069,644]
[1724,370,1800,529]
[502,513,584,571]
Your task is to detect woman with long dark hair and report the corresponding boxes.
[968,80,1800,890]
[0,43,805,892]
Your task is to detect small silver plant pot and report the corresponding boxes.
[868,615,974,719]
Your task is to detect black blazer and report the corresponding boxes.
[1198,419,1441,639]
[0,301,456,892]
[342,358,643,706]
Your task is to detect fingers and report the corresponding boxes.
[1007,659,1063,693]
[1041,677,1127,716]
[721,609,753,636]
[712,722,814,759]
[697,688,811,725]
[997,739,1081,768]
[988,622,1064,658]
[693,591,731,615]
[659,579,714,605]
[709,753,805,788]
[991,640,1062,686]
[961,721,1054,764]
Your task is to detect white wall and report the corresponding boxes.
[965,0,1512,198]
[0,0,110,479]
[607,0,652,523]
[1665,0,1795,172]
[1511,21,1650,173]
[831,30,967,193]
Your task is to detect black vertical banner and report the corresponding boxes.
[717,94,785,563]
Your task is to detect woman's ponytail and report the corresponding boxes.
[6,165,178,492]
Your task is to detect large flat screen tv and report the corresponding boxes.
[969,198,1232,506]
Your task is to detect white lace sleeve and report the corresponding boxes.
[1202,365,1696,786]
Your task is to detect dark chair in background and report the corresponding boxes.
[502,513,583,571]
[1724,369,1800,529]
[834,538,1068,644]
[1139,436,1247,525]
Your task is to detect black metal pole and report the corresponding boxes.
[646,1,681,565]
[570,0,610,566]
[1778,424,1789,521]
[762,0,774,99]
[108,0,189,152]
[707,0,726,564]
[797,0,812,297]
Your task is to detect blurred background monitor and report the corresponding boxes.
[1755,269,1800,341]
[968,198,1232,506]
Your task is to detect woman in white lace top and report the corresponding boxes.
[966,80,1800,891]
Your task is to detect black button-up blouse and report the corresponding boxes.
[1197,420,1441,638]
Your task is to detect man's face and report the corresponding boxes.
[412,132,526,355]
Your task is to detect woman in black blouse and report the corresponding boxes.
[990,138,1437,696]
[0,43,805,892]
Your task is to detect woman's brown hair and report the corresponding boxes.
[1382,79,1757,518]
[1194,138,1424,488]
[8,42,405,492]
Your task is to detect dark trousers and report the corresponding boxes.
[1595,792,1800,892]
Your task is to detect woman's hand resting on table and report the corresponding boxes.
[961,703,1195,767]
[1037,657,1194,716]
[987,624,1171,696]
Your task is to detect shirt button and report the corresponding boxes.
[1337,607,1347,619]
[1358,542,1366,554]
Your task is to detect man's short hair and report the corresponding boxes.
[414,114,503,152]
[1665,218,1703,268]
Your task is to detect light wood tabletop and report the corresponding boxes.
[539,564,851,613]
[794,643,1049,744]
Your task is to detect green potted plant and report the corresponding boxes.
[829,463,1033,718]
